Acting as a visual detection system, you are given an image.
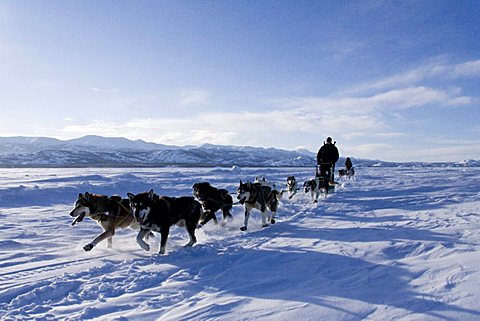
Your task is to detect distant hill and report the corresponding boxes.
[0,136,314,167]
[0,136,478,168]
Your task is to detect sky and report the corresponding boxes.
[1,0,479,162]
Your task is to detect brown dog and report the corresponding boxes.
[70,192,139,251]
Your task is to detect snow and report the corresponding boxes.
[0,136,316,167]
[1,166,480,320]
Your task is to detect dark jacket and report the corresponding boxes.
[317,143,339,165]
[345,158,353,171]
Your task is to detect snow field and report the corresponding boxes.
[1,166,479,320]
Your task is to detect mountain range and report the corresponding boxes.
[0,135,478,168]
[0,135,316,167]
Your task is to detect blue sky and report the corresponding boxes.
[1,0,479,162]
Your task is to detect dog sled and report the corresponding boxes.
[315,164,337,192]
[338,167,355,179]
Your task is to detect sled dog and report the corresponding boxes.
[254,176,271,187]
[70,192,138,251]
[127,190,201,254]
[339,168,355,178]
[237,180,281,231]
[286,176,298,199]
[192,182,233,226]
[303,177,328,203]
[254,176,284,199]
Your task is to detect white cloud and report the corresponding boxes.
[61,84,469,150]
[59,108,379,148]
[62,120,121,136]
[345,143,393,159]
[50,59,479,160]
[451,60,480,77]
[347,59,480,94]
[279,86,471,115]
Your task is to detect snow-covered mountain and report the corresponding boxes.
[0,135,175,154]
[0,136,315,167]
[0,136,478,167]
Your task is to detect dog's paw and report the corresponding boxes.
[240,226,247,231]
[139,242,150,251]
[261,224,269,228]
[83,244,94,251]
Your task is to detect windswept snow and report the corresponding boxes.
[1,166,480,320]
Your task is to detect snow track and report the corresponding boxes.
[1,167,480,320]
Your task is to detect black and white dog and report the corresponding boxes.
[254,176,271,187]
[303,177,329,203]
[127,190,201,255]
[286,176,298,199]
[192,182,233,226]
[338,168,355,179]
[237,180,281,231]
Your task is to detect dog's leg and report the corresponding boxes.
[159,226,170,254]
[84,229,114,251]
[270,211,277,224]
[107,237,113,248]
[240,207,250,231]
[184,221,197,247]
[270,201,278,224]
[212,213,219,225]
[199,210,214,227]
[146,231,155,240]
[289,190,297,199]
[221,207,233,226]
[136,227,151,252]
[261,211,268,228]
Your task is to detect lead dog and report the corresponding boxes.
[127,190,201,254]
[237,180,281,231]
[192,182,233,226]
[70,192,139,251]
